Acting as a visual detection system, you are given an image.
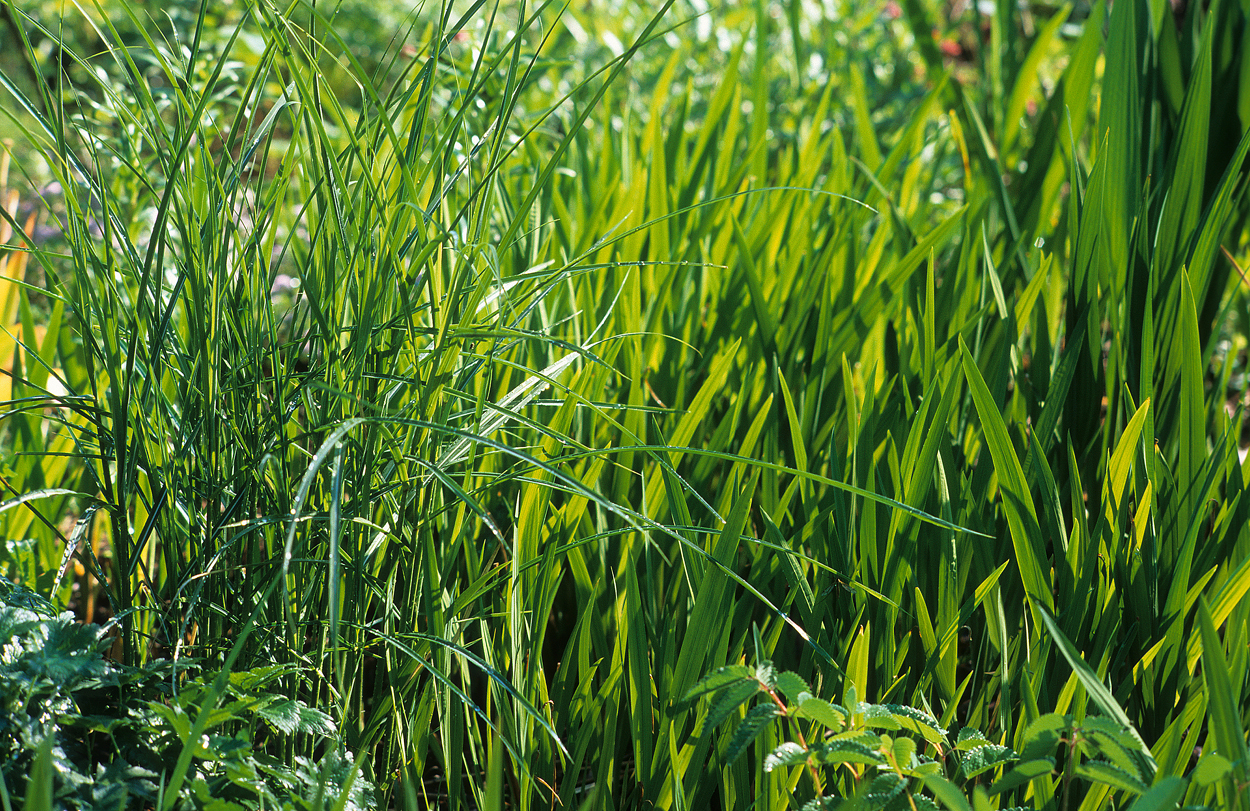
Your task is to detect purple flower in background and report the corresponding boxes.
[270,273,300,303]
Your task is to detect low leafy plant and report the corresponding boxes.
[678,660,1238,810]
[0,579,373,810]
[675,659,955,809]
[682,599,1249,811]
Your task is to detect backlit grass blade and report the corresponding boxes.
[1152,7,1212,288]
[960,338,1052,615]
[1095,0,1143,277]
[1001,6,1071,155]
[1197,598,1249,810]
[1039,607,1156,781]
[1162,274,1207,620]
[670,474,759,699]
[1106,398,1151,512]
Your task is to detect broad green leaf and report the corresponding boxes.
[149,702,193,740]
[863,773,908,806]
[892,736,917,768]
[700,681,762,736]
[258,699,336,738]
[1193,753,1233,787]
[1127,777,1187,811]
[883,705,947,745]
[861,704,900,730]
[957,728,992,750]
[1080,716,1146,779]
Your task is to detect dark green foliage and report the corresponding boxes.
[0,581,373,810]
[686,654,1243,810]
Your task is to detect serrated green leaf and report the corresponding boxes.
[828,729,884,747]
[776,671,811,703]
[961,744,1017,778]
[257,699,304,736]
[674,664,755,713]
[1018,714,1068,761]
[227,665,294,695]
[813,739,888,767]
[884,704,947,744]
[1076,759,1148,794]
[765,741,810,772]
[868,772,908,793]
[255,697,338,738]
[724,703,780,766]
[700,680,763,736]
[989,758,1055,794]
[957,728,992,750]
[891,736,917,768]
[1080,718,1144,780]
[862,773,908,807]
[206,735,251,761]
[150,702,192,739]
[297,704,337,738]
[862,703,901,730]
[797,695,847,730]
[912,760,943,777]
